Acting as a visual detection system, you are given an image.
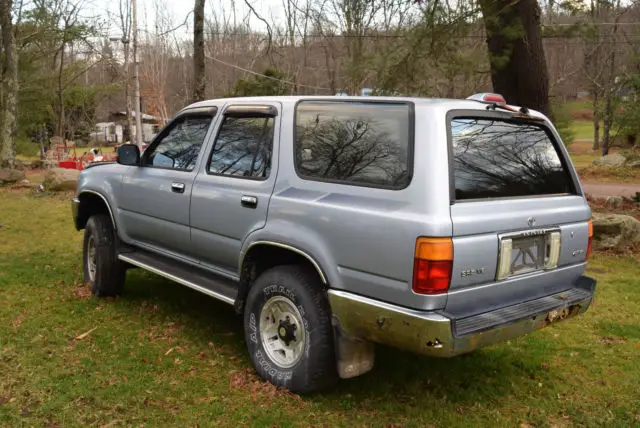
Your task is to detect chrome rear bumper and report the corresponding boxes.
[328,276,596,357]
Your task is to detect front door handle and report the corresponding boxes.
[171,182,186,193]
[241,195,258,208]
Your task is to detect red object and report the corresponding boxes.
[58,160,81,170]
[412,259,453,295]
[481,93,506,104]
[586,220,594,260]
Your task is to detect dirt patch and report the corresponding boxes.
[600,336,627,344]
[588,195,640,213]
[570,109,595,122]
[579,166,640,185]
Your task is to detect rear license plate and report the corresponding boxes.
[496,229,561,280]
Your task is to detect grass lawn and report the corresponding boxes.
[570,121,597,142]
[1,190,639,427]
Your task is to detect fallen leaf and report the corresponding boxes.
[99,420,122,428]
[600,336,626,344]
[75,327,97,340]
[165,347,175,356]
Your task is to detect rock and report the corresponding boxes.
[592,213,640,250]
[604,196,623,208]
[592,153,627,167]
[43,167,80,191]
[0,168,26,185]
[14,179,33,189]
[13,160,28,170]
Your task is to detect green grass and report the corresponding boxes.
[564,100,593,114]
[1,190,639,427]
[570,121,597,141]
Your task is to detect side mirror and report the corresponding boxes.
[117,144,140,166]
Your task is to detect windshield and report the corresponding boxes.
[451,117,576,201]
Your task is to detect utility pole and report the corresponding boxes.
[132,0,143,147]
[109,35,132,143]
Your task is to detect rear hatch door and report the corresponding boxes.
[446,110,591,318]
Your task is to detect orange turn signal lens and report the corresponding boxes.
[415,237,454,261]
[413,237,453,295]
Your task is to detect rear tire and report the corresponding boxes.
[83,214,126,297]
[243,265,338,394]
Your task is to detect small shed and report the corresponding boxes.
[107,111,161,144]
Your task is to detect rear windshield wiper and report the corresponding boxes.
[486,103,544,121]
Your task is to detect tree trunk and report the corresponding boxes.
[57,43,66,140]
[592,90,600,150]
[479,0,550,116]
[0,0,18,168]
[602,88,613,156]
[601,17,619,157]
[132,0,143,146]
[193,0,206,102]
[123,41,134,143]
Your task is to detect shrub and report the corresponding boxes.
[551,102,575,147]
[15,137,40,158]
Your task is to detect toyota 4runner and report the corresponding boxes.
[72,94,596,393]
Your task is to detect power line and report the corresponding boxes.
[206,55,332,92]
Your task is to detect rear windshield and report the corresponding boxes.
[451,117,575,201]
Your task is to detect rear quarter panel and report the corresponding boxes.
[247,101,454,310]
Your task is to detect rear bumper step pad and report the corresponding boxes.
[453,287,592,337]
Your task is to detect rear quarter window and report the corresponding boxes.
[294,101,413,189]
[451,117,576,200]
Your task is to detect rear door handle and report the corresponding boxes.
[171,182,186,193]
[241,195,258,208]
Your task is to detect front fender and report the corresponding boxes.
[77,165,124,235]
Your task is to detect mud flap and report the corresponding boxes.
[333,322,375,379]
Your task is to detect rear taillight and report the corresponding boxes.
[412,237,453,295]
[586,220,593,260]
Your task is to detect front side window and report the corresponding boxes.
[208,116,274,179]
[144,116,213,171]
[451,117,575,200]
[295,101,412,188]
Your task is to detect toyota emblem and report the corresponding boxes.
[528,217,536,227]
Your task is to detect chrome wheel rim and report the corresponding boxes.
[259,295,306,368]
[87,236,97,282]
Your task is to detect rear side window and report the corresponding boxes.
[295,101,413,189]
[451,118,575,200]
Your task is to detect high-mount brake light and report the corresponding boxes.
[466,93,507,105]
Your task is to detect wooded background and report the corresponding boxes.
[1,0,640,166]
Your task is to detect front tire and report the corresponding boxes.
[83,214,126,297]
[243,265,338,394]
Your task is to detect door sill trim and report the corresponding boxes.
[118,254,235,305]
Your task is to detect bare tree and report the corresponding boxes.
[118,0,134,142]
[582,1,628,155]
[132,0,142,145]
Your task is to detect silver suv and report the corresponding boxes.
[72,95,596,393]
